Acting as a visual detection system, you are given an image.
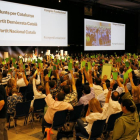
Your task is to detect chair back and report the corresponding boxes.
[15,101,31,118]
[33,98,46,113]
[81,104,88,117]
[69,105,83,122]
[52,110,68,129]
[106,112,122,131]
[90,119,106,139]
[19,86,28,101]
[136,104,140,113]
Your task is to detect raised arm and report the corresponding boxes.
[81,68,84,85]
[45,75,50,95]
[116,75,124,88]
[22,70,29,86]
[33,72,40,96]
[129,72,137,91]
[89,70,93,87]
[105,80,115,103]
[70,70,76,91]
[102,75,107,90]
[83,67,89,83]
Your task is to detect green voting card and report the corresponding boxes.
[118,57,121,63]
[82,61,86,67]
[57,59,60,64]
[70,59,73,63]
[125,62,129,68]
[127,68,132,74]
[88,62,91,70]
[53,65,56,70]
[32,59,35,64]
[92,62,95,67]
[48,69,52,77]
[23,64,25,70]
[40,63,43,69]
[68,63,72,71]
[36,63,38,68]
[62,59,65,62]
[8,69,12,73]
[138,61,140,67]
[6,58,9,63]
[112,72,118,80]
[85,66,88,72]
[12,58,16,64]
[123,72,128,84]
[101,64,112,80]
[37,59,41,63]
[123,68,132,84]
[13,64,17,69]
[20,59,22,64]
[2,61,5,65]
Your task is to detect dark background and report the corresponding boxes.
[0,0,139,57]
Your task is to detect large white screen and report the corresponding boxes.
[0,1,67,46]
[84,19,125,50]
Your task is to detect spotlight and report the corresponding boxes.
[58,0,61,3]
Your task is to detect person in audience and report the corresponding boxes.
[1,51,140,140]
[78,70,95,106]
[0,72,8,140]
[7,88,23,127]
[42,75,73,133]
[16,72,27,88]
[25,77,34,101]
[97,77,110,107]
[5,77,17,97]
[119,66,124,78]
[49,70,61,99]
[129,72,140,113]
[63,70,78,106]
[92,69,103,98]
[1,70,11,86]
[30,71,46,107]
[75,79,116,137]
[112,75,139,140]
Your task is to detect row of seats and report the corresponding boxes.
[8,98,122,139]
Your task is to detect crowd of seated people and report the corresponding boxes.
[0,53,140,140]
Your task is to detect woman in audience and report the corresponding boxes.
[25,77,34,101]
[7,88,23,127]
[30,70,46,108]
[112,76,139,140]
[75,80,116,137]
[5,78,17,97]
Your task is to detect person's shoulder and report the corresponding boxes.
[115,116,124,124]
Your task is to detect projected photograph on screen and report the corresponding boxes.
[85,19,125,51]
[0,1,67,46]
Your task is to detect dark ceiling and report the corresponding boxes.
[69,0,140,12]
[3,0,140,13]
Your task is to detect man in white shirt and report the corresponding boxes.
[17,73,26,88]
[78,70,95,106]
[93,77,104,98]
[42,75,73,133]
[30,77,46,107]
